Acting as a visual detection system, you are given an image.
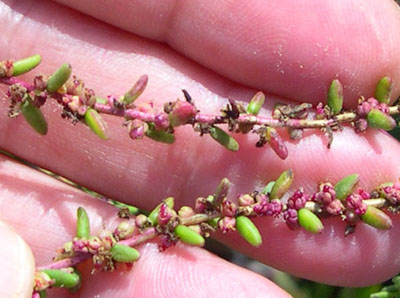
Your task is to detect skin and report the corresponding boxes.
[0,0,400,296]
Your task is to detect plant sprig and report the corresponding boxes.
[31,169,400,296]
[1,55,399,160]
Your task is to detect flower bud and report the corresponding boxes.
[148,197,174,226]
[115,221,135,240]
[168,100,196,127]
[238,194,255,206]
[218,216,236,233]
[128,120,147,140]
[178,206,195,218]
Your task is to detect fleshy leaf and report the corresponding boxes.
[247,91,265,115]
[145,128,175,144]
[297,208,324,234]
[122,75,148,105]
[375,76,393,104]
[327,79,343,115]
[20,95,48,135]
[76,207,90,239]
[12,54,41,76]
[270,169,294,200]
[367,109,396,131]
[235,215,262,247]
[209,126,239,151]
[111,244,140,263]
[361,206,392,230]
[214,178,230,205]
[41,269,80,289]
[334,174,359,201]
[84,108,109,140]
[262,181,275,195]
[47,63,72,92]
[174,224,205,246]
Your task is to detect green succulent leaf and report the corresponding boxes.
[47,63,72,92]
[327,79,343,115]
[374,76,393,104]
[270,169,294,200]
[41,269,80,289]
[334,174,359,201]
[174,224,205,246]
[20,95,48,135]
[111,244,140,263]
[235,216,262,247]
[84,108,109,140]
[12,54,41,76]
[76,207,90,239]
[209,126,239,152]
[297,208,324,234]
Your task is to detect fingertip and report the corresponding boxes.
[0,220,35,298]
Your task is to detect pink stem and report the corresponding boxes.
[118,227,157,247]
[36,252,91,270]
[0,77,34,91]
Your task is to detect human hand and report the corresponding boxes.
[1,0,400,296]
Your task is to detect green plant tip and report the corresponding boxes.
[41,269,80,289]
[122,75,148,105]
[367,109,396,131]
[334,174,359,201]
[262,181,275,195]
[39,290,47,298]
[20,95,48,135]
[235,216,262,247]
[207,217,220,229]
[174,224,205,246]
[47,63,72,92]
[247,91,265,115]
[214,178,230,205]
[84,108,109,140]
[76,207,90,239]
[327,79,343,115]
[297,208,324,234]
[375,76,393,104]
[12,54,41,76]
[145,128,175,144]
[111,244,140,263]
[148,197,175,226]
[361,206,392,230]
[270,169,294,200]
[209,126,239,152]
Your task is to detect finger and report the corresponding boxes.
[0,156,290,298]
[1,0,400,287]
[51,0,400,104]
[0,219,35,298]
